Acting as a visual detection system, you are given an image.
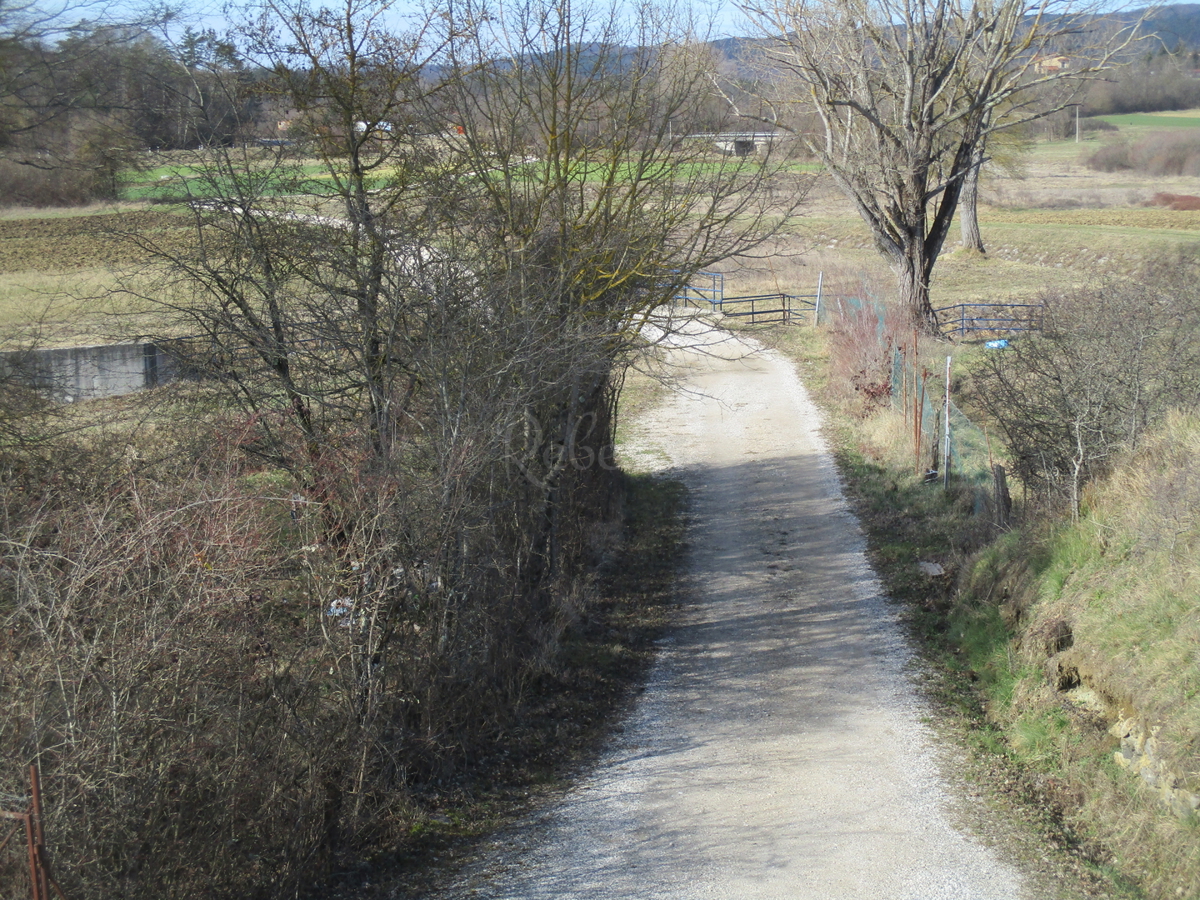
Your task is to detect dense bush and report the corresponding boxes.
[0,391,619,899]
[1086,130,1200,175]
[0,157,124,207]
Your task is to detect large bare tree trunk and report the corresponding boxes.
[894,242,939,332]
[960,145,985,254]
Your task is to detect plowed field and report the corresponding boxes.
[0,211,189,273]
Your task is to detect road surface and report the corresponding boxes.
[433,317,1031,899]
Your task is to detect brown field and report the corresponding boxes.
[0,209,197,346]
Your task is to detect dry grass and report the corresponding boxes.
[0,271,165,347]
[1068,415,1200,761]
[0,209,192,346]
[988,415,1200,899]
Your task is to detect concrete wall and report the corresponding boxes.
[0,342,180,401]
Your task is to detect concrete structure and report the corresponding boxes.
[689,132,783,156]
[0,341,180,402]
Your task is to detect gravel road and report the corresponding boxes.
[433,317,1031,899]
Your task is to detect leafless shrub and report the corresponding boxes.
[1087,131,1200,176]
[1082,117,1118,133]
[1086,141,1133,172]
[826,294,912,418]
[971,257,1200,516]
[0,388,625,900]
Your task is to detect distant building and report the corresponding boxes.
[1033,55,1070,74]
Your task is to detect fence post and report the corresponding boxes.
[993,464,1013,528]
[814,271,823,324]
[31,766,48,900]
[915,369,927,476]
[943,356,952,489]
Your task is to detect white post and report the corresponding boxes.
[943,355,952,488]
[814,271,824,324]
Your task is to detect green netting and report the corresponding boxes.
[947,400,993,489]
[870,307,997,513]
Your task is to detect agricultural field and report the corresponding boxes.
[6,116,1200,346]
[0,206,194,346]
[726,117,1200,307]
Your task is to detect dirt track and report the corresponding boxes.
[433,317,1032,899]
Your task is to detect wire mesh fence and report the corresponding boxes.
[824,292,1010,525]
[889,334,1010,525]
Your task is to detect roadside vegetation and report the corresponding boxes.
[0,1,784,897]
[5,0,1200,898]
[741,243,1200,900]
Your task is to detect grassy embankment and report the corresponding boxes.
[731,131,1200,900]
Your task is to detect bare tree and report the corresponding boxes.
[8,1,800,894]
[3,7,258,208]
[437,0,802,573]
[740,0,1141,330]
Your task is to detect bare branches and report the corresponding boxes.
[972,259,1200,516]
[740,0,1144,328]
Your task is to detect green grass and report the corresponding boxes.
[119,150,789,203]
[817,370,1200,898]
[119,160,352,202]
[1095,112,1200,130]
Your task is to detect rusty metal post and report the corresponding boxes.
[24,811,41,900]
[30,765,49,900]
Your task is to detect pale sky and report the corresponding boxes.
[132,0,753,42]
[71,0,1194,46]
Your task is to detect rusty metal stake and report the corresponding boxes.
[30,766,49,900]
[25,810,41,900]
[1,764,66,900]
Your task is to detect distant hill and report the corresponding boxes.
[711,4,1200,68]
[1137,3,1200,50]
